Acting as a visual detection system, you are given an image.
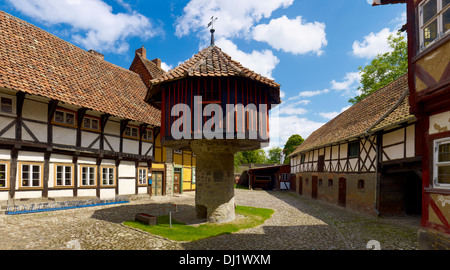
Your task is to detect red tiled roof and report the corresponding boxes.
[0,11,160,127]
[150,45,280,89]
[290,75,414,156]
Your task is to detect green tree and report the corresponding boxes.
[349,31,408,104]
[266,147,283,164]
[234,149,267,168]
[283,134,304,164]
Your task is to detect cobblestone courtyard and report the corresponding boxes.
[0,189,420,250]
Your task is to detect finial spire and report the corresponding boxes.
[207,16,218,46]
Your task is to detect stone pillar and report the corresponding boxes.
[190,140,240,223]
[165,148,174,196]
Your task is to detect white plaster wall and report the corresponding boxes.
[383,128,404,146]
[104,135,119,152]
[22,99,47,122]
[77,189,96,197]
[17,151,44,161]
[429,111,450,135]
[81,131,100,149]
[406,124,415,158]
[383,144,404,160]
[0,116,15,139]
[14,191,42,199]
[137,186,147,194]
[118,178,134,195]
[142,142,153,157]
[48,189,73,198]
[53,126,77,146]
[340,143,348,159]
[123,139,139,154]
[50,154,73,163]
[118,161,135,177]
[0,191,8,201]
[100,189,115,199]
[104,120,121,136]
[0,149,11,160]
[22,121,47,142]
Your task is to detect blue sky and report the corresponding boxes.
[1,0,406,149]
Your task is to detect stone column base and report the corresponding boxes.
[190,140,240,223]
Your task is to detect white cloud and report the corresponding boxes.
[160,62,173,72]
[330,72,361,92]
[268,113,324,149]
[289,89,330,99]
[252,15,327,56]
[7,0,160,54]
[175,0,293,41]
[352,28,397,59]
[216,38,279,79]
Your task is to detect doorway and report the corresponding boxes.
[338,177,346,207]
[312,176,318,199]
[153,171,164,196]
[173,168,181,194]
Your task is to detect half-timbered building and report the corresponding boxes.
[289,75,422,216]
[0,11,195,206]
[373,0,450,249]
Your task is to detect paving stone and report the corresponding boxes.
[0,189,419,250]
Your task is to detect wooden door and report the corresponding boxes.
[312,176,318,199]
[153,171,163,196]
[173,172,181,194]
[338,177,346,207]
[298,177,303,195]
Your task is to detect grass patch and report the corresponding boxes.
[123,205,274,242]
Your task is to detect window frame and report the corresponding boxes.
[54,163,74,188]
[123,125,140,140]
[19,162,43,189]
[138,167,148,186]
[419,0,450,50]
[80,165,97,187]
[100,165,116,187]
[82,115,101,132]
[348,141,360,158]
[0,94,16,116]
[433,137,450,189]
[141,128,154,142]
[53,108,77,127]
[0,161,10,189]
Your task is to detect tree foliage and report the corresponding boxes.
[349,31,408,104]
[266,147,283,164]
[282,134,304,164]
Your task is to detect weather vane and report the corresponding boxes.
[207,16,218,46]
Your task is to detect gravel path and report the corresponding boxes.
[0,189,419,250]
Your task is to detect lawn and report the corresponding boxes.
[123,205,274,242]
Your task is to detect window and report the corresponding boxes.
[142,129,153,141]
[348,141,359,158]
[138,168,148,186]
[319,178,323,186]
[419,0,450,49]
[101,166,115,186]
[124,126,139,139]
[20,163,42,188]
[0,162,8,188]
[358,179,365,190]
[328,179,333,187]
[54,109,76,126]
[55,164,73,187]
[82,116,100,131]
[81,165,96,187]
[0,96,14,114]
[300,154,305,164]
[434,138,450,188]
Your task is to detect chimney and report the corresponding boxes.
[88,49,104,60]
[135,46,146,59]
[151,58,161,68]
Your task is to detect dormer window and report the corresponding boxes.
[419,0,450,50]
